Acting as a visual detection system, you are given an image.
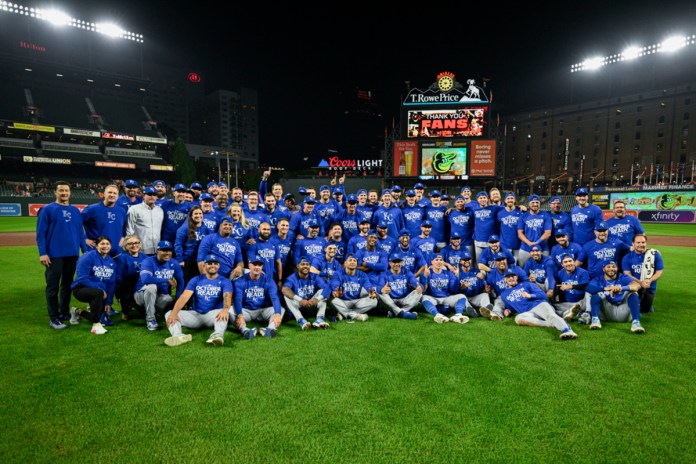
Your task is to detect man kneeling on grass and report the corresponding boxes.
[499,269,578,340]
[164,254,233,347]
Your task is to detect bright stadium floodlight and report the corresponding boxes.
[96,22,125,38]
[621,45,643,61]
[41,9,72,26]
[660,35,686,52]
[0,1,144,43]
[571,32,696,72]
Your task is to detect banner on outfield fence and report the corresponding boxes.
[29,203,87,216]
[638,210,695,223]
[95,161,136,169]
[0,203,21,216]
[610,191,696,211]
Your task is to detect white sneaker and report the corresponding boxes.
[353,314,369,322]
[564,304,582,323]
[206,334,224,346]
[165,334,192,346]
[434,313,449,324]
[69,307,81,325]
[560,329,578,340]
[450,314,470,324]
[91,323,108,335]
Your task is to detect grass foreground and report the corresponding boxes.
[0,243,695,463]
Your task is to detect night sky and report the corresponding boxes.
[27,2,696,167]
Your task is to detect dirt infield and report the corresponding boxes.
[3,231,695,248]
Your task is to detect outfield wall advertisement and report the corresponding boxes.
[610,190,696,223]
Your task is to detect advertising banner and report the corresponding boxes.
[638,210,695,223]
[95,161,136,169]
[407,108,486,138]
[393,141,419,177]
[0,203,21,216]
[420,141,468,180]
[610,191,696,211]
[469,140,496,177]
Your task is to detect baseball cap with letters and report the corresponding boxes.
[143,186,157,195]
[157,240,173,251]
[190,182,203,190]
[488,234,500,243]
[555,228,568,237]
[576,187,589,196]
[528,194,541,202]
[249,257,265,265]
[204,254,220,264]
[504,269,518,277]
[477,191,489,198]
[173,183,187,192]
[429,190,441,197]
[389,251,404,262]
[153,180,166,187]
[405,189,416,197]
[392,185,402,192]
[200,193,213,201]
[304,196,316,204]
[414,182,425,189]
[124,179,139,188]
[494,252,507,261]
[346,194,358,203]
[595,221,608,231]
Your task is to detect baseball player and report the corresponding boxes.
[376,251,421,320]
[329,253,379,322]
[552,253,589,323]
[419,254,470,324]
[585,259,644,333]
[499,269,579,340]
[570,187,604,245]
[163,254,233,347]
[456,249,496,319]
[282,257,333,330]
[621,234,664,313]
[233,258,284,338]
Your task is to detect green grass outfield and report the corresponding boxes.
[0,229,695,462]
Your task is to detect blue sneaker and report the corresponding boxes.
[146,319,160,331]
[298,318,310,331]
[400,311,417,320]
[260,327,277,338]
[100,312,114,327]
[108,308,120,316]
[387,311,395,319]
[590,317,602,330]
[242,327,257,340]
[50,319,68,330]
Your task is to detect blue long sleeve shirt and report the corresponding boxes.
[36,202,87,258]
[135,255,184,299]
[81,201,127,256]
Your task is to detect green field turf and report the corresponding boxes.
[0,243,694,463]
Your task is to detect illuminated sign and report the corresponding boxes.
[12,122,55,133]
[407,108,487,138]
[610,191,696,211]
[150,165,174,171]
[188,73,202,83]
[403,72,489,106]
[102,132,135,141]
[136,135,167,144]
[469,140,496,177]
[64,128,101,138]
[420,141,468,180]
[19,41,46,52]
[317,157,383,170]
[95,161,136,169]
[393,141,419,177]
[23,155,71,164]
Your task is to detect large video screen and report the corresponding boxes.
[407,107,487,138]
[420,143,468,180]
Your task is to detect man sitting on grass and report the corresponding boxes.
[163,254,233,347]
[585,259,644,334]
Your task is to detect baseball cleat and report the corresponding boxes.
[590,317,602,330]
[631,320,645,334]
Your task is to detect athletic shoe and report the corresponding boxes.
[260,327,278,338]
[298,318,310,331]
[450,314,470,324]
[107,308,120,316]
[50,319,68,330]
[100,311,114,327]
[387,311,395,318]
[206,334,224,346]
[146,319,160,331]
[564,304,582,323]
[560,328,578,340]
[69,307,81,325]
[242,327,257,340]
[479,306,492,319]
[434,313,449,324]
[334,313,344,322]
[631,320,645,334]
[59,313,71,322]
[165,334,192,346]
[400,311,417,320]
[578,312,591,325]
[91,323,108,335]
[590,317,602,330]
[490,313,503,321]
[312,317,330,329]
[352,314,369,322]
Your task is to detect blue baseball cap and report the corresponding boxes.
[421,220,432,227]
[504,268,518,277]
[306,218,320,228]
[391,185,402,192]
[298,187,308,195]
[528,194,541,202]
[207,181,218,189]
[332,188,343,195]
[429,190,441,197]
[450,232,462,240]
[359,218,371,224]
[442,194,450,200]
[414,182,425,189]
[461,249,473,260]
[488,234,500,243]
[559,253,573,262]
[357,189,367,195]
[319,185,330,192]
[455,195,465,202]
[219,217,233,224]
[376,220,389,229]
[505,192,516,199]
[367,229,378,236]
[143,186,157,195]
[297,256,311,264]
[399,229,410,237]
[389,251,404,262]
[602,259,618,267]
[218,182,227,188]
[346,194,358,203]
[555,228,568,236]
[204,254,220,263]
[381,188,392,196]
[461,186,472,192]
[576,187,589,195]
[156,240,173,250]
[190,182,203,190]
[405,189,416,197]
[550,196,561,203]
[477,191,489,198]
[124,179,139,187]
[153,180,166,187]
[530,244,541,252]
[200,193,213,201]
[595,222,608,231]
[304,196,316,204]
[494,252,507,261]
[173,183,187,192]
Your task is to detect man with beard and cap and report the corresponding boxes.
[585,259,644,334]
[376,251,421,320]
[282,257,333,330]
